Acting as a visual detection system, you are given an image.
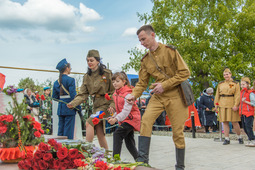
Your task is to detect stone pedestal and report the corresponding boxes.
[52,100,83,140]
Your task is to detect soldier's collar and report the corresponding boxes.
[150,42,162,53]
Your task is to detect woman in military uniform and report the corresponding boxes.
[215,68,243,145]
[67,50,115,149]
[52,58,78,139]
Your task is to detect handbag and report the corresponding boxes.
[148,51,194,106]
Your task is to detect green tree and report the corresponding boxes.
[123,0,255,98]
[18,77,37,92]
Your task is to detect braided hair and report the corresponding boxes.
[59,63,70,96]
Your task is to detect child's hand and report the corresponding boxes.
[108,107,115,114]
[242,97,246,102]
[108,117,117,125]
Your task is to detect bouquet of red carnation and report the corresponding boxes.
[90,111,106,125]
[18,139,87,170]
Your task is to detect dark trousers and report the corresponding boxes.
[113,122,138,160]
[58,115,75,139]
[241,115,255,141]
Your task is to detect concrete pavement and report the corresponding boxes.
[1,132,255,170]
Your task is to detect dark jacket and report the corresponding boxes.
[199,93,215,110]
[24,94,39,108]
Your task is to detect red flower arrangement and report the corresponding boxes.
[0,86,45,162]
[18,139,87,170]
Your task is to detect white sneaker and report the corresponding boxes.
[247,140,255,147]
[245,141,251,147]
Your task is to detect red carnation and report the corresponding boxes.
[34,151,43,160]
[99,112,106,119]
[69,149,79,159]
[60,161,68,169]
[114,166,122,170]
[95,160,108,169]
[6,115,13,122]
[18,160,25,169]
[54,142,62,151]
[53,159,61,169]
[38,160,49,169]
[76,154,85,159]
[48,138,57,146]
[33,121,41,130]
[36,94,40,101]
[39,128,45,134]
[57,147,68,160]
[0,124,7,134]
[41,95,46,101]
[105,93,112,100]
[0,115,7,121]
[74,159,88,167]
[216,103,219,105]
[34,130,41,137]
[39,142,50,151]
[43,152,53,161]
[23,159,33,169]
[92,118,100,125]
[123,167,131,170]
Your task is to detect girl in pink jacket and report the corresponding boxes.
[107,71,141,160]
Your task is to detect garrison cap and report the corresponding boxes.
[43,87,50,91]
[241,77,251,84]
[56,58,68,71]
[223,68,231,74]
[17,88,24,92]
[87,49,100,59]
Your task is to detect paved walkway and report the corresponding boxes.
[1,132,255,170]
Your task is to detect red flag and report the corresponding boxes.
[0,73,6,91]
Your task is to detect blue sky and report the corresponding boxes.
[0,0,153,88]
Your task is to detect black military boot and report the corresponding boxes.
[136,136,151,164]
[175,148,185,170]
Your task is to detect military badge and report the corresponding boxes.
[229,84,234,88]
[101,75,107,83]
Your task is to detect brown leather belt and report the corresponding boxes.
[220,94,234,97]
[92,94,104,98]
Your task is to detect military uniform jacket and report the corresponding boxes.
[70,68,115,111]
[131,43,190,98]
[214,80,240,108]
[52,74,77,116]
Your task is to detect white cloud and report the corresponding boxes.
[122,27,137,37]
[0,0,102,32]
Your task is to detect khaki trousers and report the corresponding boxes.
[140,92,188,149]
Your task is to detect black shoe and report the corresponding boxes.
[238,138,244,144]
[223,139,230,145]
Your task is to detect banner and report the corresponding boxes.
[0,73,6,91]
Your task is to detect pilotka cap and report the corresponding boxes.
[87,50,100,59]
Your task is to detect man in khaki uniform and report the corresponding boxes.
[127,25,190,169]
[214,68,243,145]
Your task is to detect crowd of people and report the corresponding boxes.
[3,24,255,170]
